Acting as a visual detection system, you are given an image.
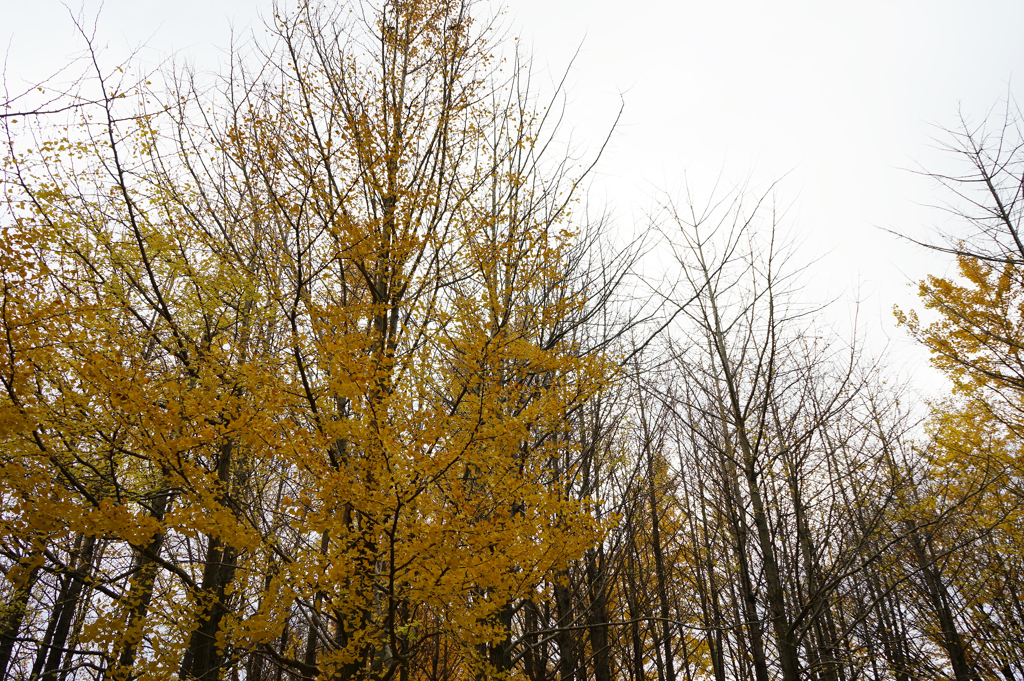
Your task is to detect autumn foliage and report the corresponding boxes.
[2,1,610,678]
[3,2,1024,681]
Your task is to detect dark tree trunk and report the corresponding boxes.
[489,601,515,674]
[554,575,578,681]
[334,507,377,681]
[109,489,174,680]
[40,534,96,681]
[739,434,800,681]
[523,600,543,681]
[626,539,645,681]
[585,545,612,681]
[720,448,770,681]
[640,397,675,681]
[0,544,42,680]
[906,525,978,681]
[302,531,331,681]
[689,481,726,681]
[179,441,239,681]
[178,537,239,681]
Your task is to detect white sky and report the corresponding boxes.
[4,0,1024,398]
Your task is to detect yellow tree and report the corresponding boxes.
[895,102,1024,681]
[896,103,1024,430]
[894,103,1024,508]
[0,0,619,679]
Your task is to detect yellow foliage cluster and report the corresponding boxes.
[0,1,614,679]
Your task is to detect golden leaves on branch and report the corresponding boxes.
[0,1,612,677]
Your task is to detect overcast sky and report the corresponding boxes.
[4,0,1024,396]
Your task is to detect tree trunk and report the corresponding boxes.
[108,489,174,681]
[626,538,645,681]
[709,310,800,681]
[788,463,840,681]
[523,600,543,681]
[179,441,239,681]
[640,396,675,681]
[719,446,770,681]
[554,574,578,681]
[689,478,726,681]
[40,534,96,681]
[332,503,379,681]
[0,545,43,679]
[741,449,800,681]
[178,537,239,681]
[489,601,515,674]
[585,546,612,681]
[906,525,978,681]
[302,531,332,681]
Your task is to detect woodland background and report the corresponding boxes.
[1,1,1024,681]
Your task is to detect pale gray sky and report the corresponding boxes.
[4,0,1023,395]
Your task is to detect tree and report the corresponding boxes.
[656,185,922,681]
[0,1,624,679]
[895,100,1024,681]
[895,101,1024,432]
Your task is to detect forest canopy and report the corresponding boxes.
[2,2,1023,681]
